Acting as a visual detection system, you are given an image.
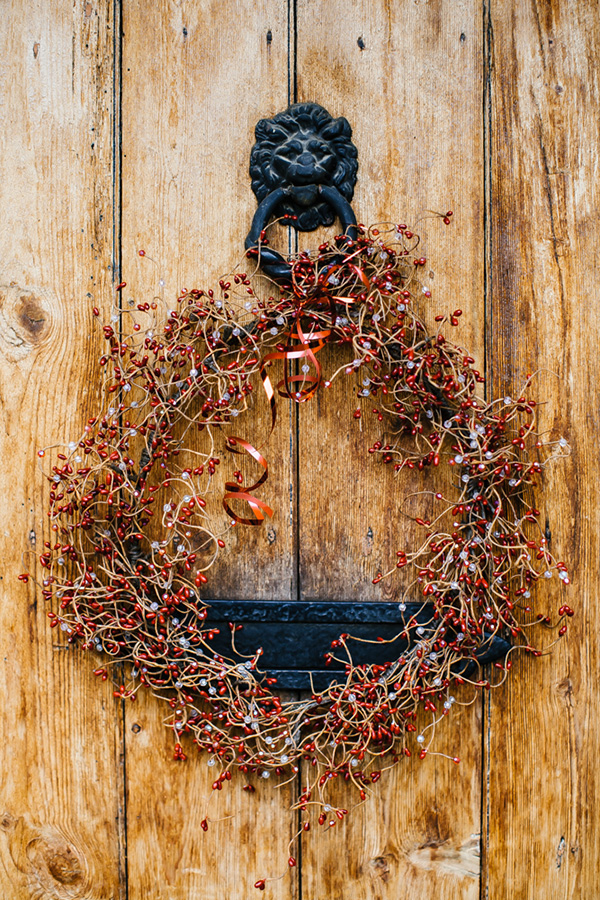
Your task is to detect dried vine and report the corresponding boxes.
[26,221,571,882]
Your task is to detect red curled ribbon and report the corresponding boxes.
[226,264,372,525]
[223,436,274,526]
[225,320,329,525]
[260,318,331,429]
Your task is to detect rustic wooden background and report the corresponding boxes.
[1,0,598,897]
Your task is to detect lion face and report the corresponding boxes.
[249,102,358,231]
[270,134,338,186]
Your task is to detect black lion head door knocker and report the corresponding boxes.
[245,102,358,283]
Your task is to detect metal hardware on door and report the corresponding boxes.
[201,101,511,690]
[200,600,510,691]
[245,102,359,283]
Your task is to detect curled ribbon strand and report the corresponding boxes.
[223,436,273,526]
[229,264,369,525]
[260,318,331,422]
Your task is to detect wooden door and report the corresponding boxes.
[1,1,598,897]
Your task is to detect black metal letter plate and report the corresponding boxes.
[201,600,510,691]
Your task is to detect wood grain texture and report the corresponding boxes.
[3,2,600,898]
[120,0,297,607]
[0,1,125,898]
[120,2,299,897]
[296,0,485,602]
[296,2,486,898]
[484,1,600,896]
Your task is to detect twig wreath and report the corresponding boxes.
[23,98,573,886]
[28,216,572,872]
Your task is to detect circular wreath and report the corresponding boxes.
[30,221,571,875]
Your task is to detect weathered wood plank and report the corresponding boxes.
[120,2,299,897]
[120,1,296,606]
[296,1,486,897]
[296,2,485,602]
[484,2,600,896]
[0,1,125,897]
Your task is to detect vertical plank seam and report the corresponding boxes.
[288,4,303,896]
[112,0,122,286]
[292,0,298,104]
[481,1,493,898]
[288,0,301,608]
[112,1,129,897]
[483,0,493,393]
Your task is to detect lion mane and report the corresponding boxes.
[249,102,358,231]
